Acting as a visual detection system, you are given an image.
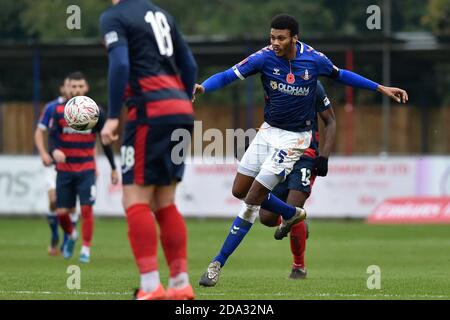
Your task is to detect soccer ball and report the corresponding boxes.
[64,96,99,131]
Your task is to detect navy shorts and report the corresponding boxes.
[56,170,96,208]
[271,156,317,201]
[121,122,193,186]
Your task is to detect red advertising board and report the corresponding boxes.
[368,197,450,224]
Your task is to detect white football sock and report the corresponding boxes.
[168,272,189,289]
[70,229,78,240]
[81,245,90,256]
[140,271,160,292]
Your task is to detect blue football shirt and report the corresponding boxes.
[233,42,337,132]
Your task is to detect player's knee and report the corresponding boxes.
[153,195,175,212]
[49,203,57,212]
[56,208,69,215]
[232,186,247,200]
[259,210,279,227]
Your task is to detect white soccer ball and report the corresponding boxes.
[64,96,100,131]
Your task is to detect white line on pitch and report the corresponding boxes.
[0,290,448,299]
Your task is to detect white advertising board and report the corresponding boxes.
[0,156,448,218]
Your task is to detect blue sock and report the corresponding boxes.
[214,217,253,267]
[61,220,77,252]
[261,193,296,220]
[47,214,59,247]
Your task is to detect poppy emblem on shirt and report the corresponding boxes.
[286,73,295,84]
[301,69,311,80]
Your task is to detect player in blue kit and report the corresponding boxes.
[194,14,408,286]
[34,76,79,256]
[99,0,198,300]
[259,80,336,280]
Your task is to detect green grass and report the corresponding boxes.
[0,217,449,300]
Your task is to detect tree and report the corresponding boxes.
[20,0,110,41]
[423,0,450,35]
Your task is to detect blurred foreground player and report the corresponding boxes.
[51,72,118,263]
[100,0,198,300]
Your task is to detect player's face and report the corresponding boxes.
[71,79,89,97]
[270,29,297,58]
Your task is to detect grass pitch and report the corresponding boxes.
[0,217,449,300]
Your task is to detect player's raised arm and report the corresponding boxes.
[95,108,118,184]
[172,23,198,100]
[34,109,53,166]
[99,11,130,145]
[314,49,408,104]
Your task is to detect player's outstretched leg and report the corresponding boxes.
[58,210,78,259]
[258,191,308,240]
[199,203,257,287]
[79,205,94,263]
[126,202,165,300]
[289,220,308,279]
[274,207,307,240]
[46,213,60,256]
[154,204,194,300]
[61,214,77,253]
[199,261,222,287]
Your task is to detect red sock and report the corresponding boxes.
[126,203,158,274]
[290,221,307,269]
[154,204,187,277]
[81,205,94,247]
[57,212,74,235]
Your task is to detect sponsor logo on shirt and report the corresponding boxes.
[269,81,310,96]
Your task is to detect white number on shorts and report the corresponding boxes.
[300,168,311,186]
[121,146,135,169]
[145,11,173,57]
[90,185,97,201]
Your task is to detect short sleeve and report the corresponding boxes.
[315,81,332,113]
[232,48,267,80]
[99,11,128,52]
[38,104,54,130]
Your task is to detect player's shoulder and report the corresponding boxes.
[44,98,61,111]
[99,3,120,23]
[300,42,328,58]
[248,45,274,61]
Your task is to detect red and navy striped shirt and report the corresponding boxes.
[100,0,196,125]
[51,104,105,172]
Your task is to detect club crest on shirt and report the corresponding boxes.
[301,69,311,80]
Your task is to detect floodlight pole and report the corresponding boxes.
[381,0,391,154]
